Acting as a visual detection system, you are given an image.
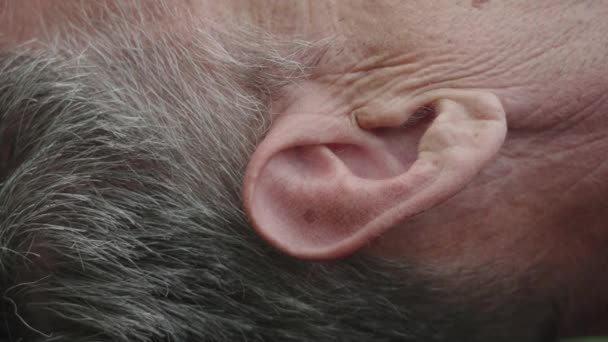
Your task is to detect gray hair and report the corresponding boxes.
[0,3,558,342]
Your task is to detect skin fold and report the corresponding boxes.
[1,0,607,338]
[238,1,608,335]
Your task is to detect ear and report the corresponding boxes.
[243,87,507,259]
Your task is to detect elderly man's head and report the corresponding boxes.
[0,1,606,341]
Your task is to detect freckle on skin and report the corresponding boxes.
[471,0,490,9]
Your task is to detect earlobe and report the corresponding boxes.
[243,89,507,259]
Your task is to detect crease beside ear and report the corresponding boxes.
[243,89,507,260]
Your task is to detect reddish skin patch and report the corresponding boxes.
[303,209,318,224]
[471,0,490,9]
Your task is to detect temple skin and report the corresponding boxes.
[2,0,608,338]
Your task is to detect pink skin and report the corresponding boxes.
[242,1,608,336]
[4,0,608,337]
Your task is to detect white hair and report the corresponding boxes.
[0,2,558,341]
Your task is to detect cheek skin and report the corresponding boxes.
[366,134,608,337]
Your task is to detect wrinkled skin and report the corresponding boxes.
[239,1,608,335]
[2,0,608,338]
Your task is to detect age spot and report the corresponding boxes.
[303,209,318,225]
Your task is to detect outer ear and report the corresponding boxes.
[243,87,507,259]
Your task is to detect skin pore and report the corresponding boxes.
[2,0,608,338]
